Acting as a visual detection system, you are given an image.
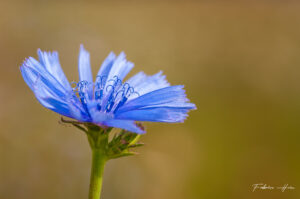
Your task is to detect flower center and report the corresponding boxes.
[72,76,139,115]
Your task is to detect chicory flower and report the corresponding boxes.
[20,45,196,134]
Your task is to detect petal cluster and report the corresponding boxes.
[20,45,196,134]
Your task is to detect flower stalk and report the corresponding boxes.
[89,149,106,199]
[86,125,108,199]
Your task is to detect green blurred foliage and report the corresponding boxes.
[0,1,300,199]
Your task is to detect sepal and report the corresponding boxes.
[106,129,144,159]
[60,117,144,160]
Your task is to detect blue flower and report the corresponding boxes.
[20,45,196,134]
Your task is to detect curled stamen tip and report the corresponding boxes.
[71,75,137,113]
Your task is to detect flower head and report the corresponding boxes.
[20,45,196,134]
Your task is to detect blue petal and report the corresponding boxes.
[78,45,93,98]
[20,64,66,98]
[97,52,116,79]
[115,107,190,123]
[23,57,68,95]
[106,52,134,82]
[100,52,134,109]
[35,95,72,118]
[34,75,90,121]
[67,101,90,121]
[89,106,113,123]
[126,71,170,100]
[32,77,74,118]
[21,62,88,121]
[37,50,71,91]
[20,64,38,91]
[125,71,147,87]
[117,85,196,113]
[26,56,67,95]
[96,52,116,91]
[102,119,145,134]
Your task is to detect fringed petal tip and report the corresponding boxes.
[189,102,197,110]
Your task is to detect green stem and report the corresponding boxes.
[89,149,107,199]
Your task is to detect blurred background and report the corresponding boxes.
[0,0,300,199]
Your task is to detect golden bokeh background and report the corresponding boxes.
[0,1,300,199]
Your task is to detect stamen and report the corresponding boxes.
[71,76,139,115]
[105,91,115,112]
[95,76,107,109]
[95,89,103,100]
[113,96,127,114]
[108,76,122,87]
[72,80,90,114]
